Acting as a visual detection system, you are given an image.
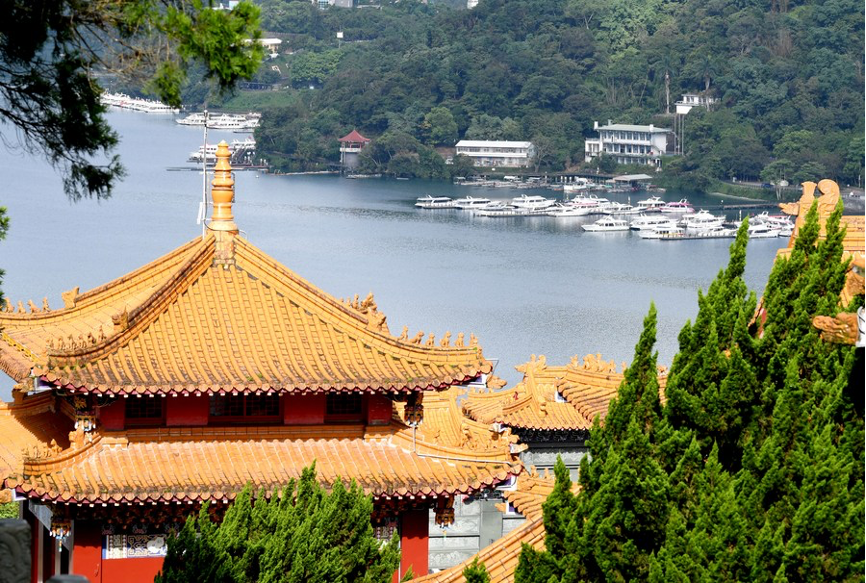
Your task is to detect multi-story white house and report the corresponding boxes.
[454,140,535,168]
[584,121,674,167]
[675,94,719,115]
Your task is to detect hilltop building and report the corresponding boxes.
[454,141,535,168]
[0,142,520,582]
[584,121,674,167]
[339,129,370,172]
[313,0,355,8]
[675,93,719,115]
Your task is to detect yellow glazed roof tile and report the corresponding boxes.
[5,421,520,505]
[0,236,491,395]
[463,354,666,431]
[0,393,74,496]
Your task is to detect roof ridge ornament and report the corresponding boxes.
[208,141,239,248]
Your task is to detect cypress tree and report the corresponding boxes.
[518,196,864,582]
[155,464,400,583]
[463,557,491,583]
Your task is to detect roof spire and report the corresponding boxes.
[208,141,238,236]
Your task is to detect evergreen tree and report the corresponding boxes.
[463,557,491,583]
[155,464,400,583]
[664,222,760,469]
[518,197,864,582]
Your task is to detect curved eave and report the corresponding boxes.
[41,369,487,396]
[7,469,518,507]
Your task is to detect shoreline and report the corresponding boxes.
[707,191,776,202]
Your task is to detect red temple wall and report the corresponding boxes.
[283,394,326,424]
[72,520,102,582]
[165,395,209,426]
[97,400,125,431]
[101,558,163,583]
[367,395,392,425]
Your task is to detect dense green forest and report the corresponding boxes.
[515,205,864,582]
[198,0,863,187]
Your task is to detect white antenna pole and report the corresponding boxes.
[202,108,209,240]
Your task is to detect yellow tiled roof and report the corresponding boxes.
[463,354,666,432]
[0,235,490,396]
[6,420,520,505]
[394,387,525,453]
[0,393,73,501]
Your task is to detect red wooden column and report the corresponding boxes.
[399,508,429,579]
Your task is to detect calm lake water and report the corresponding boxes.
[0,110,787,397]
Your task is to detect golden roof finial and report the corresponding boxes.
[208,141,238,235]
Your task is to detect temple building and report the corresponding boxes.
[0,142,521,582]
[462,354,666,479]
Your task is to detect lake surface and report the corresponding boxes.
[0,110,787,397]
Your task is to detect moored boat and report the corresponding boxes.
[453,196,493,209]
[415,195,455,209]
[635,195,666,212]
[473,202,528,217]
[680,209,725,231]
[660,199,694,214]
[582,217,630,232]
[630,214,678,231]
[747,224,781,238]
[547,203,592,218]
[511,194,554,210]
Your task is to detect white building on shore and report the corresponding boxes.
[675,93,719,115]
[584,121,674,167]
[454,140,535,168]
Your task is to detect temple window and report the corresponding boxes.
[209,394,280,420]
[125,397,164,423]
[326,393,363,421]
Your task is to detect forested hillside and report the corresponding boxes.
[226,0,863,186]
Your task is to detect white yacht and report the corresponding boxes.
[681,210,725,231]
[101,92,179,113]
[660,199,694,214]
[748,224,781,238]
[511,194,554,210]
[582,217,630,232]
[177,112,260,129]
[474,202,527,217]
[639,224,685,239]
[453,196,493,209]
[176,113,209,126]
[630,215,679,231]
[635,196,666,212]
[415,195,455,209]
[606,202,640,215]
[547,203,592,218]
[562,178,592,193]
[188,138,256,163]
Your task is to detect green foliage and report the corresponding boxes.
[246,0,861,183]
[519,202,864,582]
[0,0,263,199]
[155,465,400,583]
[463,557,491,583]
[0,501,18,519]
